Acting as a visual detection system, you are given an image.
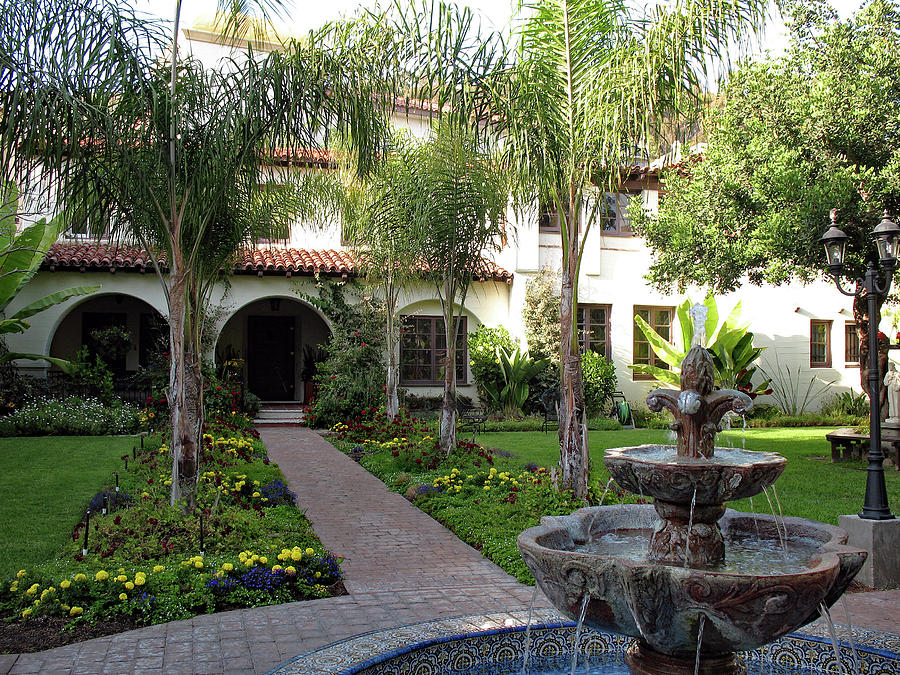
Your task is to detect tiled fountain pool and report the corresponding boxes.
[268,610,900,675]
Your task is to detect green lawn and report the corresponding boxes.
[478,428,900,525]
[0,436,137,578]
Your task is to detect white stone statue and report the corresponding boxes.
[884,363,900,423]
[689,303,708,348]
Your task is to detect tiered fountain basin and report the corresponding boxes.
[517,504,867,662]
[271,611,900,674]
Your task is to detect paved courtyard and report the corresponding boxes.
[0,426,896,674]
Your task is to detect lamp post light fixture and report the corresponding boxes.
[820,208,898,520]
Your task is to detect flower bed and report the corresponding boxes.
[0,413,343,650]
[329,409,641,583]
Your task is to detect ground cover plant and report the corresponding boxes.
[0,415,342,652]
[328,410,644,582]
[0,397,141,436]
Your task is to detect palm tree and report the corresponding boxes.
[338,134,425,420]
[413,125,507,452]
[1,0,390,507]
[390,0,767,498]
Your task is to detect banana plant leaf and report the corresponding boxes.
[6,285,100,322]
[0,217,64,312]
[628,363,681,387]
[0,352,79,374]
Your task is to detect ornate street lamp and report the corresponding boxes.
[820,208,898,520]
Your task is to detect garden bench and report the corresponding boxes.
[826,428,900,469]
[458,401,488,442]
[540,388,558,433]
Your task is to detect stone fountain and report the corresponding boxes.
[517,307,868,675]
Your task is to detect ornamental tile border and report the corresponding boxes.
[266,611,900,675]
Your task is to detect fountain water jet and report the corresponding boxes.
[517,341,867,675]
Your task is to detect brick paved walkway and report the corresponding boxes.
[1,426,897,674]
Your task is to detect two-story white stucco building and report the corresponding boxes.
[2,21,872,411]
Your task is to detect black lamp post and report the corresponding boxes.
[821,208,898,520]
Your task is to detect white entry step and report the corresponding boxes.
[253,405,306,426]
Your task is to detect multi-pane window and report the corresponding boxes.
[538,202,560,233]
[400,316,468,385]
[810,320,832,368]
[633,306,674,379]
[601,192,636,235]
[845,322,860,367]
[577,304,611,358]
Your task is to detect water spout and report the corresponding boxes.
[521,585,539,675]
[569,594,590,675]
[694,614,706,675]
[840,596,861,675]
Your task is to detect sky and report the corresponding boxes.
[137,0,870,57]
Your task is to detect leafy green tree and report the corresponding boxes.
[632,0,900,400]
[391,0,766,497]
[1,0,389,507]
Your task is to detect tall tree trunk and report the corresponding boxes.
[854,289,889,420]
[440,356,457,453]
[385,295,399,419]
[558,265,589,499]
[558,200,590,500]
[439,303,458,454]
[167,255,200,510]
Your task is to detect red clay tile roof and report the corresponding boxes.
[42,242,513,283]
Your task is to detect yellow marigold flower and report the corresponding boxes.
[193,561,203,569]
[305,548,315,555]
[259,557,267,564]
[244,559,254,567]
[21,609,32,619]
[95,571,109,581]
[483,486,491,491]
[222,563,234,572]
[26,584,39,596]
[74,574,86,582]
[40,589,50,601]
[272,565,283,572]
[61,604,70,612]
[153,565,165,573]
[16,570,26,578]
[9,581,18,592]
[125,582,135,591]
[141,492,149,498]
[291,550,302,561]
[285,566,296,575]
[134,575,146,586]
[314,571,321,579]
[69,606,83,616]
[119,593,128,601]
[116,575,127,583]
[252,492,261,498]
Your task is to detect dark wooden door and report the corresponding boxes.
[247,316,295,400]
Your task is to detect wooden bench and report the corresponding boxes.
[826,428,900,469]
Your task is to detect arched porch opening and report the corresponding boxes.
[216,297,331,403]
[49,293,168,374]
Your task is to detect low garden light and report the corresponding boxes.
[822,208,897,521]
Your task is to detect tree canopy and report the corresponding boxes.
[634,0,900,293]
